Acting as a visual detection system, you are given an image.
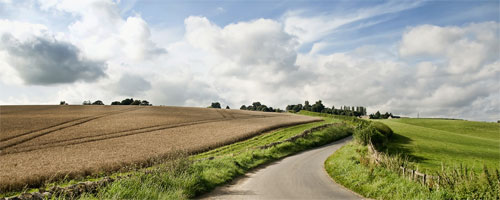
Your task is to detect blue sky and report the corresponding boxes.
[127,0,499,52]
[0,0,498,121]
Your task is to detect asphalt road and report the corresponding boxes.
[200,136,362,200]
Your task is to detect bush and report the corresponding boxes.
[354,126,373,146]
[354,124,388,149]
[371,121,393,137]
[370,129,388,149]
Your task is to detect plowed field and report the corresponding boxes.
[0,105,320,192]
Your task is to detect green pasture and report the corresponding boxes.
[378,118,499,172]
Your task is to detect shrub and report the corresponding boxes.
[354,125,374,146]
[354,124,388,149]
[371,121,393,137]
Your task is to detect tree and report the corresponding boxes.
[121,98,134,105]
[111,101,120,105]
[92,100,104,105]
[59,101,67,105]
[252,102,262,110]
[140,100,150,106]
[303,101,311,111]
[311,100,325,112]
[240,105,247,110]
[226,105,230,109]
[210,102,221,109]
[82,100,91,105]
[131,100,141,105]
[374,111,381,119]
[259,105,269,112]
[293,104,303,112]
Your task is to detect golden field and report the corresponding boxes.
[0,105,320,191]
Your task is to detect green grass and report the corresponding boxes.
[325,142,447,199]
[77,113,352,200]
[389,118,499,140]
[194,115,340,159]
[377,118,500,172]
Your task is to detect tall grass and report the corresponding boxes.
[325,142,447,199]
[434,164,500,199]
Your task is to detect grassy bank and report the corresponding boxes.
[76,114,352,199]
[325,142,446,199]
[325,117,500,199]
[379,118,499,172]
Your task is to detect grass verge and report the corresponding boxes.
[73,114,352,199]
[325,142,447,199]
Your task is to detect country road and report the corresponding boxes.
[200,136,362,200]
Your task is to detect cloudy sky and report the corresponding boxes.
[0,0,498,121]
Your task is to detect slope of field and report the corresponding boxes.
[0,105,320,192]
[378,118,500,172]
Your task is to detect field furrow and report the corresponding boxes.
[2,114,274,155]
[0,107,143,150]
[0,106,320,192]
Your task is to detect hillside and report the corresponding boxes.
[379,118,500,172]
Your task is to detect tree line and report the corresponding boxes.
[286,100,367,117]
[61,98,152,106]
[240,102,283,112]
[369,111,399,119]
[110,98,152,106]
[207,101,284,112]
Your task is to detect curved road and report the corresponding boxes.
[200,136,362,200]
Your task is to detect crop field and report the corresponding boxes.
[0,105,320,192]
[378,118,500,172]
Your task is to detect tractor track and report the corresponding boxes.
[0,107,143,151]
[1,114,275,155]
[0,117,88,142]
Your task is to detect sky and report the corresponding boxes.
[0,0,498,121]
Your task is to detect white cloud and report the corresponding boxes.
[113,73,151,96]
[185,16,299,83]
[0,3,498,122]
[283,1,423,45]
[39,0,165,61]
[400,22,499,74]
[0,19,49,40]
